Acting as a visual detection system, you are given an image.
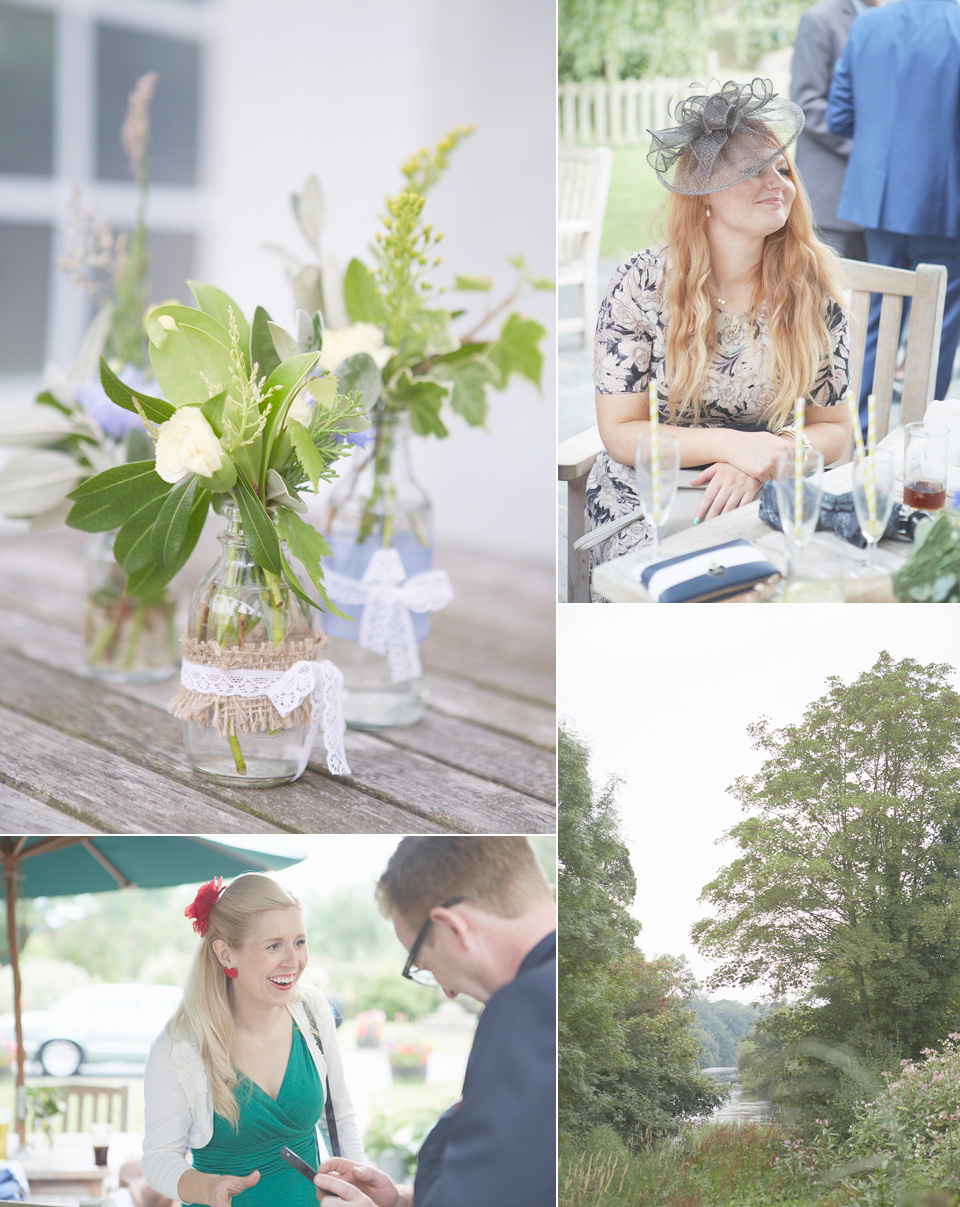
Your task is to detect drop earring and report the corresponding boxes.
[706,206,711,218]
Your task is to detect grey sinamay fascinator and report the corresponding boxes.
[646,78,804,195]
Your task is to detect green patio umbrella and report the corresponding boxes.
[1,835,306,1140]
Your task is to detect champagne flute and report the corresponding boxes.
[774,447,824,548]
[635,431,680,563]
[852,449,896,572]
[774,447,825,598]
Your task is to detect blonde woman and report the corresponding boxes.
[142,874,363,1207]
[586,78,851,569]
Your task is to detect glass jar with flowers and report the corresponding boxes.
[65,285,370,786]
[278,130,552,728]
[0,74,179,683]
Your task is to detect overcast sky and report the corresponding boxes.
[558,605,960,1003]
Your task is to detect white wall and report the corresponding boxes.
[201,0,557,560]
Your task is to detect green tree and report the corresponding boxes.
[558,723,640,1135]
[590,953,727,1142]
[694,654,960,1117]
[689,998,761,1068]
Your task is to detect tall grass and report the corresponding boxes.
[560,1121,839,1207]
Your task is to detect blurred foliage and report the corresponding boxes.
[349,969,445,1022]
[559,0,809,81]
[305,885,399,966]
[364,1102,443,1176]
[0,958,92,1014]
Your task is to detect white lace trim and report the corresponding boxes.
[324,548,454,682]
[180,658,350,777]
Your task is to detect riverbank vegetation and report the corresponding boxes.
[559,654,960,1206]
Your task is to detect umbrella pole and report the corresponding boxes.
[3,861,25,1145]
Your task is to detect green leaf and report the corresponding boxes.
[429,356,496,426]
[258,352,322,491]
[275,513,352,621]
[147,318,237,407]
[486,313,546,390]
[99,358,174,425]
[251,306,282,381]
[187,283,251,374]
[334,353,382,412]
[123,487,209,598]
[264,468,307,514]
[343,258,386,325]
[296,309,324,354]
[233,476,282,575]
[269,321,299,362]
[453,274,493,291]
[66,460,170,533]
[286,417,326,492]
[151,474,201,571]
[113,492,169,575]
[387,371,449,438]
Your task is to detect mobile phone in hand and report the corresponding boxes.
[280,1146,345,1199]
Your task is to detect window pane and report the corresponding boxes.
[0,3,54,175]
[0,223,51,372]
[95,25,202,186]
[148,228,196,305]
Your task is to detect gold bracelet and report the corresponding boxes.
[778,424,811,449]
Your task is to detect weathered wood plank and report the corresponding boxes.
[0,647,547,834]
[425,673,556,749]
[373,711,556,802]
[0,709,281,833]
[343,731,556,834]
[0,786,100,834]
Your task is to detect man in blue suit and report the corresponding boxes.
[313,837,557,1207]
[826,0,960,425]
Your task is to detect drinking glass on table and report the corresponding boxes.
[903,422,948,511]
[635,431,680,562]
[774,447,824,548]
[852,449,896,571]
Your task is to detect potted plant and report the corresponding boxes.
[0,73,179,683]
[64,287,370,785]
[278,128,552,728]
[387,1041,432,1083]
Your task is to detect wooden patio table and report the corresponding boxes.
[0,527,555,835]
[593,428,919,604]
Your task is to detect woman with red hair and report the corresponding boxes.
[585,78,852,573]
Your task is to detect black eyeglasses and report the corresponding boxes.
[402,897,463,986]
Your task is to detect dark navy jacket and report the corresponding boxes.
[826,0,960,237]
[413,931,556,1207]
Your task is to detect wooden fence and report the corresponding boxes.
[559,54,794,147]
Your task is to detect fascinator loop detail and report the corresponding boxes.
[185,876,226,937]
[646,78,803,196]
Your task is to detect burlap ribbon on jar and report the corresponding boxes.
[170,636,326,736]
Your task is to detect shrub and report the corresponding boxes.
[848,1034,960,1199]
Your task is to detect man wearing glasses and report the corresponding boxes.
[314,836,557,1207]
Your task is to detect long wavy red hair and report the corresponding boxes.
[661,151,845,430]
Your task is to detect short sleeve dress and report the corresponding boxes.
[586,244,849,568]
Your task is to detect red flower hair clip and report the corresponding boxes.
[185,876,226,937]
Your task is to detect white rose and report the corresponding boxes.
[155,407,224,483]
[317,323,393,373]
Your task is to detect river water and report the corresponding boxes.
[703,1066,773,1125]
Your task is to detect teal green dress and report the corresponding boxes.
[188,1026,324,1206]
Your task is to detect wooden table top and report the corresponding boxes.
[593,454,913,604]
[0,527,556,835]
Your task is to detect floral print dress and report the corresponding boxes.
[586,243,849,570]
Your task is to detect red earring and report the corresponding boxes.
[224,967,238,980]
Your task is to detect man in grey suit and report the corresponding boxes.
[790,0,879,259]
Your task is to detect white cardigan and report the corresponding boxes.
[142,987,364,1201]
